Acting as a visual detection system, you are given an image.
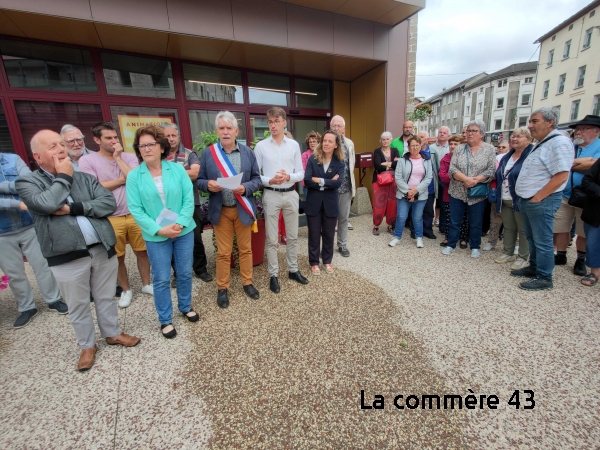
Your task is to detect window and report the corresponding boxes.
[554,105,561,120]
[583,28,593,49]
[101,52,174,98]
[552,35,556,41]
[494,119,502,130]
[547,50,554,66]
[452,124,457,133]
[14,101,103,161]
[295,78,331,109]
[442,96,446,106]
[109,106,179,152]
[524,77,533,84]
[480,87,484,93]
[521,94,531,105]
[466,105,470,115]
[571,100,581,121]
[593,95,600,116]
[557,74,566,94]
[497,97,505,109]
[468,92,472,97]
[0,102,15,153]
[542,80,550,99]
[576,66,586,88]
[454,92,459,102]
[569,24,574,31]
[248,72,290,106]
[182,64,243,104]
[590,10,595,18]
[190,110,247,146]
[453,109,458,118]
[0,39,97,92]
[518,117,528,127]
[563,40,571,59]
[477,102,482,113]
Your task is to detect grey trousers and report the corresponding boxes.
[500,200,529,260]
[50,245,120,349]
[263,189,299,277]
[0,227,61,312]
[337,191,352,248]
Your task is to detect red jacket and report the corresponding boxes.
[439,153,452,203]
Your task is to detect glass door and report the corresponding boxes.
[287,118,328,151]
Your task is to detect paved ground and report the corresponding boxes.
[1,214,599,449]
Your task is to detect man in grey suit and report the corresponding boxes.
[196,111,262,308]
[16,130,141,372]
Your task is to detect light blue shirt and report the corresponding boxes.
[70,147,90,172]
[41,168,101,245]
[515,130,574,199]
[563,138,600,199]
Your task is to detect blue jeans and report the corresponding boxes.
[146,231,194,325]
[394,198,426,239]
[584,223,600,269]
[519,192,562,281]
[447,196,487,249]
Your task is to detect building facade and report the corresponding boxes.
[532,0,600,126]
[462,62,537,143]
[0,0,424,197]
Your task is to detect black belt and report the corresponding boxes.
[265,186,295,192]
[87,242,102,249]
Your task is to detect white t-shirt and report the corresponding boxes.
[153,176,166,206]
[501,157,517,201]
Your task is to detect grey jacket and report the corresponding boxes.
[15,169,117,266]
[394,151,434,200]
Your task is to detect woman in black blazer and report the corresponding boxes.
[372,131,400,235]
[304,130,346,275]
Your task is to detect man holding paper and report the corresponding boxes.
[254,107,309,294]
[197,111,261,308]
[127,125,199,339]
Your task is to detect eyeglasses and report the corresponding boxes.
[267,120,284,126]
[465,129,481,134]
[575,126,597,133]
[138,142,159,150]
[65,138,84,145]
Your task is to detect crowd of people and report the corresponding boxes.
[0,105,598,371]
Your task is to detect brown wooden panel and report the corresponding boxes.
[218,42,285,71]
[337,0,400,23]
[167,35,232,63]
[0,10,26,38]
[277,0,347,12]
[3,11,102,47]
[94,23,169,56]
[333,81,351,131]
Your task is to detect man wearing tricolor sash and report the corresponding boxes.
[196,111,262,308]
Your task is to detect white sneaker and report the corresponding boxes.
[471,249,481,258]
[141,284,154,295]
[482,243,495,251]
[118,290,133,308]
[416,238,424,248]
[495,254,517,264]
[441,246,455,255]
[347,222,353,230]
[510,257,529,270]
[388,237,401,247]
[514,245,519,255]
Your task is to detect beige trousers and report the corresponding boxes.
[263,189,299,277]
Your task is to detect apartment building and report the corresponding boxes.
[462,62,537,142]
[532,0,600,126]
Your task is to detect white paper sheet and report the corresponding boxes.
[155,208,179,227]
[216,172,244,190]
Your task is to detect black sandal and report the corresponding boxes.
[459,241,468,249]
[581,273,599,287]
[160,323,177,339]
[373,227,380,236]
[183,309,200,323]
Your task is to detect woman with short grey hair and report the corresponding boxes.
[442,120,496,258]
[372,131,400,235]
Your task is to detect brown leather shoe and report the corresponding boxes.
[106,333,141,347]
[78,345,97,372]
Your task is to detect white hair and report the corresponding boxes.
[380,131,393,140]
[60,124,82,139]
[215,110,239,129]
[439,126,450,134]
[466,119,487,134]
[331,115,346,126]
[159,123,180,134]
[531,107,560,128]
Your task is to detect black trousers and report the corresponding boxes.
[173,205,208,277]
[307,206,337,266]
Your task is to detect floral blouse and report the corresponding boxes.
[448,142,496,204]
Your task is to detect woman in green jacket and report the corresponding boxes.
[126,125,198,339]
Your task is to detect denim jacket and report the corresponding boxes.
[0,153,34,235]
[493,144,534,213]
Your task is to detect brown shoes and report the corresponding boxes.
[106,333,141,347]
[78,345,98,372]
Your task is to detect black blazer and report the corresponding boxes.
[304,155,345,217]
[581,158,600,227]
[372,147,400,184]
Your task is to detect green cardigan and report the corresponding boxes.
[390,137,406,157]
[126,160,196,242]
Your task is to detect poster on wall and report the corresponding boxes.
[117,115,174,153]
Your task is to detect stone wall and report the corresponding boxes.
[406,14,418,114]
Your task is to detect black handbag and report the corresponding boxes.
[568,171,589,208]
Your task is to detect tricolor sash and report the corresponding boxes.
[209,143,257,228]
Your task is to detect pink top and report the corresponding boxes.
[79,151,139,217]
[408,157,424,189]
[301,150,313,186]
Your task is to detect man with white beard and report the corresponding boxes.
[60,124,90,172]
